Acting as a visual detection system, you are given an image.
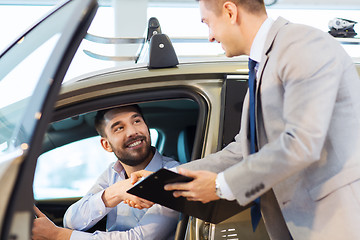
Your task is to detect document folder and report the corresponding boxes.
[127,168,252,224]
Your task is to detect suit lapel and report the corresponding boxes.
[257,17,289,88]
[255,17,289,146]
[243,17,290,155]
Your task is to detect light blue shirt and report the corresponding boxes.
[217,17,274,201]
[64,150,180,240]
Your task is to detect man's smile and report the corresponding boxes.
[125,136,146,149]
[127,140,143,148]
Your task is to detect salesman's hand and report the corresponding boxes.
[123,197,154,209]
[32,206,73,240]
[123,194,154,210]
[164,168,220,203]
[130,170,153,185]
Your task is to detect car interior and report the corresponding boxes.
[34,98,202,233]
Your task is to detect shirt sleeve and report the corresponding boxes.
[64,190,111,230]
[64,165,113,230]
[217,172,236,201]
[69,204,179,240]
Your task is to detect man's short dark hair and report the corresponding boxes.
[94,104,145,137]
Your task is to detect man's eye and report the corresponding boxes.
[115,127,123,132]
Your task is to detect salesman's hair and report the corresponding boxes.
[196,0,266,15]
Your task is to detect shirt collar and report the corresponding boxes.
[143,149,163,172]
[249,17,274,63]
[113,147,163,177]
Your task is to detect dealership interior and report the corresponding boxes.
[0,0,359,82]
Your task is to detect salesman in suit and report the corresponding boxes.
[132,0,360,239]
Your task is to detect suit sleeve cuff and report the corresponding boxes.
[217,172,236,201]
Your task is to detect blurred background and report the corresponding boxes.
[0,0,359,82]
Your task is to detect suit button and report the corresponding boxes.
[255,185,262,192]
[250,189,256,195]
[245,191,251,198]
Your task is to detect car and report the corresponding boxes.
[1,0,360,239]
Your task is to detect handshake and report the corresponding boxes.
[124,168,219,209]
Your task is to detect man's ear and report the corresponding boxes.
[100,137,113,152]
[223,1,238,24]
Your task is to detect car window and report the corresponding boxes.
[0,1,88,155]
[0,33,62,154]
[34,129,160,200]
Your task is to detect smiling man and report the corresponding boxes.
[32,105,179,240]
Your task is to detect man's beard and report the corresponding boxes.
[111,136,153,166]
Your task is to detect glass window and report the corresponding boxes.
[34,129,160,200]
[0,0,87,155]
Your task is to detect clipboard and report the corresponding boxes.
[127,168,252,224]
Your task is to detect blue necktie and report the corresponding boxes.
[248,58,257,154]
[248,58,262,231]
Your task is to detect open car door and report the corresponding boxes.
[0,0,98,239]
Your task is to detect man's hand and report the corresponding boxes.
[164,168,220,203]
[121,170,155,209]
[32,206,73,240]
[123,196,154,209]
[130,170,153,185]
[102,178,154,209]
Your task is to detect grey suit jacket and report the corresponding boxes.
[182,17,360,239]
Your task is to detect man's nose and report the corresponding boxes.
[126,125,138,137]
[208,30,215,42]
[208,34,216,42]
